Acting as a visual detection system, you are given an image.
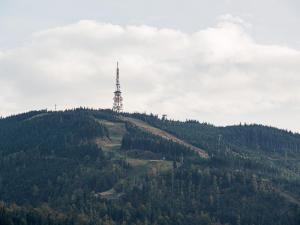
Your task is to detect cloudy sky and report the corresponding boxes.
[1,0,300,132]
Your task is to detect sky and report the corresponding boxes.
[0,0,300,132]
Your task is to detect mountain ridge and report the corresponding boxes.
[0,108,299,225]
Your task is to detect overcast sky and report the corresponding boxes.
[1,0,300,132]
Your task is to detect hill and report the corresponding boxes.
[0,109,300,225]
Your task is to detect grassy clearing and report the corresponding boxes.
[94,119,173,199]
[127,158,173,176]
[95,119,126,151]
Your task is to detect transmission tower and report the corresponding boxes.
[113,62,123,112]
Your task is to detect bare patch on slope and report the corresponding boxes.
[94,119,126,151]
[120,117,209,159]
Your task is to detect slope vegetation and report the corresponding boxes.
[0,109,300,225]
[120,116,209,158]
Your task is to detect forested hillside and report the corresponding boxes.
[0,109,300,225]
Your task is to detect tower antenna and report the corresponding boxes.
[113,62,123,112]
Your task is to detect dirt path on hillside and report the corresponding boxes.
[273,187,300,207]
[120,117,209,159]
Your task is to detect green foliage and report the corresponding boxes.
[0,202,75,225]
[221,124,300,154]
[0,109,126,207]
[127,112,300,156]
[0,109,299,225]
[121,123,196,161]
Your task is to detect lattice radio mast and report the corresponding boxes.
[113,62,123,112]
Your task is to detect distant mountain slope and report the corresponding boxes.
[128,112,300,158]
[0,109,299,225]
[221,124,300,154]
[120,116,208,158]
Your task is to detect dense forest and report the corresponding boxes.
[0,109,300,225]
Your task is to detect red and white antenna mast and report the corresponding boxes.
[113,62,123,112]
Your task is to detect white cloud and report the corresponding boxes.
[217,14,253,28]
[0,16,300,131]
